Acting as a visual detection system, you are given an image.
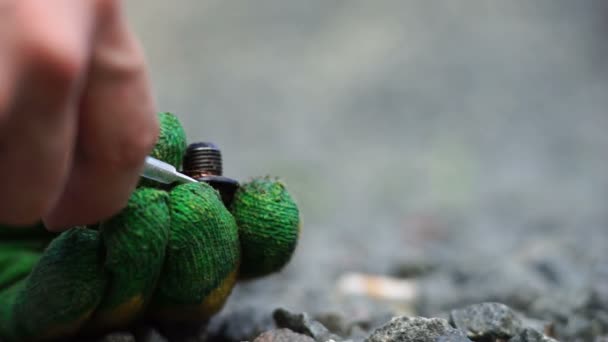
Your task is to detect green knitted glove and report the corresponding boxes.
[0,112,300,341]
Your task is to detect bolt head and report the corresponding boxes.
[182,141,239,207]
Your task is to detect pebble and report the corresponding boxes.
[365,316,470,342]
[206,307,275,342]
[273,308,342,342]
[253,328,316,342]
[449,302,523,339]
[313,310,395,339]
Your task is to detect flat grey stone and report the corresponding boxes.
[366,316,469,342]
[449,302,523,339]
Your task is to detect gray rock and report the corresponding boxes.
[530,287,608,340]
[449,302,523,339]
[206,307,275,342]
[510,328,558,342]
[313,311,395,339]
[273,308,342,342]
[518,315,554,338]
[314,312,349,337]
[365,316,469,342]
[253,329,317,342]
[530,289,592,323]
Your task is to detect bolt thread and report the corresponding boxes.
[183,142,223,176]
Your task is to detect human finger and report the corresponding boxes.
[43,0,158,230]
[0,0,94,226]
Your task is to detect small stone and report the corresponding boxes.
[313,311,394,340]
[518,315,554,338]
[254,329,316,342]
[365,316,470,342]
[449,302,523,339]
[206,307,275,342]
[273,308,342,342]
[314,312,349,336]
[510,328,558,342]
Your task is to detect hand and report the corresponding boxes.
[0,0,158,231]
[0,113,301,341]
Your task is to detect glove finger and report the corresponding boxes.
[4,228,107,341]
[0,281,23,341]
[138,112,188,189]
[149,182,240,321]
[0,223,54,291]
[89,187,170,329]
[148,112,187,169]
[231,177,300,279]
[42,0,158,230]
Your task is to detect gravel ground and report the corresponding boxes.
[119,1,608,341]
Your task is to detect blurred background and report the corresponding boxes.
[126,1,608,339]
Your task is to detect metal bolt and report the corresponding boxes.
[182,142,239,207]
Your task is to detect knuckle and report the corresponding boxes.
[103,47,147,82]
[93,26,147,81]
[26,41,83,86]
[18,23,85,87]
